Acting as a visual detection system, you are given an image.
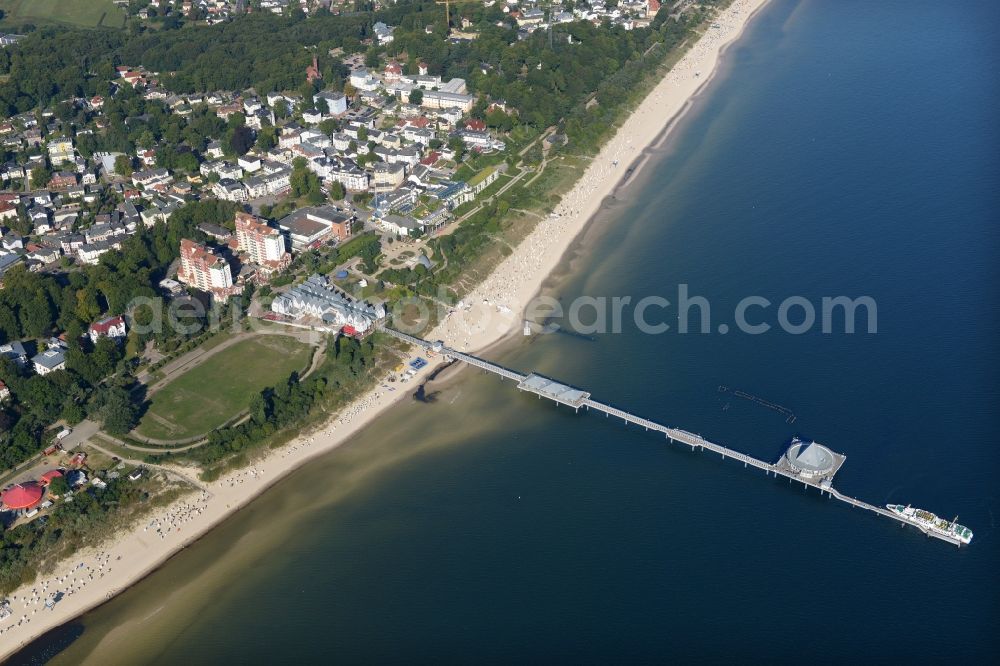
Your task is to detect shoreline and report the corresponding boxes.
[0,0,769,658]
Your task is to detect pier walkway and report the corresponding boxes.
[380,326,963,546]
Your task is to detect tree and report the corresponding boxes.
[175,151,199,173]
[225,125,255,157]
[486,109,514,132]
[298,82,316,108]
[306,187,325,205]
[408,88,423,106]
[329,181,346,201]
[448,136,466,160]
[48,475,70,497]
[136,129,156,149]
[114,154,133,177]
[289,158,322,201]
[20,291,54,338]
[255,126,277,152]
[318,119,338,135]
[273,99,288,119]
[30,163,51,189]
[91,386,139,436]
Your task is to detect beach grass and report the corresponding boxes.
[0,0,127,29]
[135,335,313,442]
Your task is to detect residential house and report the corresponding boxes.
[47,137,74,166]
[420,90,475,112]
[206,140,224,159]
[213,178,247,202]
[32,345,67,376]
[314,90,348,116]
[0,340,28,367]
[373,21,395,44]
[372,163,406,192]
[349,68,380,92]
[131,168,171,188]
[48,171,77,189]
[238,154,262,173]
[326,159,369,192]
[0,202,18,222]
[78,238,123,264]
[88,315,127,344]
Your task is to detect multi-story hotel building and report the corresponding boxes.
[234,212,291,275]
[177,238,237,302]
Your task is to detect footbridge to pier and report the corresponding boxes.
[380,326,964,546]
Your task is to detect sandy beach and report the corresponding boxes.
[0,0,768,657]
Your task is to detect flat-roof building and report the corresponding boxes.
[278,206,353,252]
[516,373,591,409]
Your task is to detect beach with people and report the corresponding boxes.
[0,0,769,657]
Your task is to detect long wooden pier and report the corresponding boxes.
[381,327,965,546]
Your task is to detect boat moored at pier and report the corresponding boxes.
[886,504,973,545]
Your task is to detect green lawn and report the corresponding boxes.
[477,173,512,199]
[0,0,126,29]
[466,166,497,188]
[135,335,313,442]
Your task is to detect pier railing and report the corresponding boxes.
[379,326,963,546]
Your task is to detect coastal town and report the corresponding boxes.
[0,0,762,657]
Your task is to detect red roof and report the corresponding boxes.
[40,469,64,485]
[2,482,44,510]
[89,315,125,336]
[465,119,486,131]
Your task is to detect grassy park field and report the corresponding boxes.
[135,335,314,442]
[0,0,126,29]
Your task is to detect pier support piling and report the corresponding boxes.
[377,326,966,549]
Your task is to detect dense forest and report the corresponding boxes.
[0,1,710,145]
